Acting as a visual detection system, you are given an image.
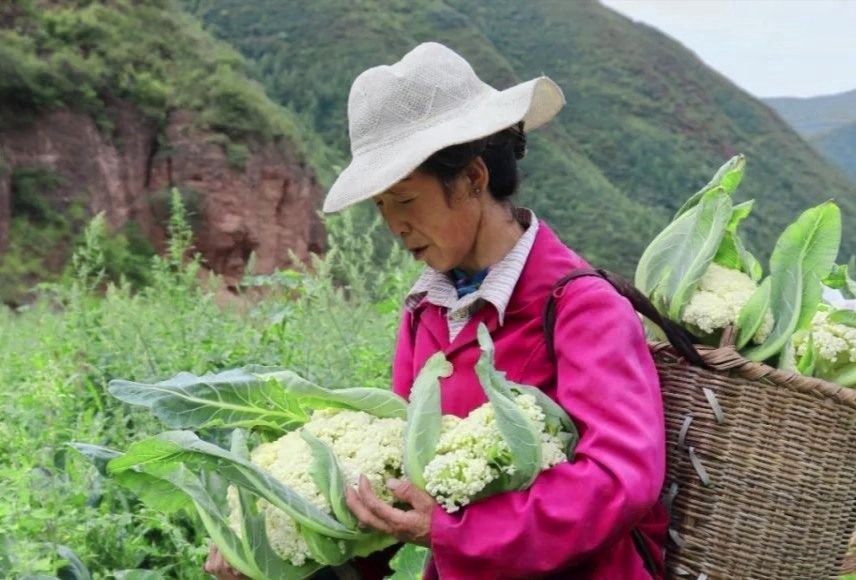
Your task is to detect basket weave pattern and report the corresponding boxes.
[651,340,856,579]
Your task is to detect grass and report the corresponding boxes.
[0,195,417,578]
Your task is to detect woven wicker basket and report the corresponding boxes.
[544,269,856,578]
[652,329,856,579]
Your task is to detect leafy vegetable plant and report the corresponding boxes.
[75,326,577,578]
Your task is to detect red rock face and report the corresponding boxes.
[148,110,325,284]
[0,103,325,285]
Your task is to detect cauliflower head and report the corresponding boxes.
[681,262,773,343]
[227,408,405,566]
[423,393,568,513]
[793,309,856,384]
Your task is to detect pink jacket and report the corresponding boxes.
[392,223,668,579]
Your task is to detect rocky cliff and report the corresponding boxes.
[0,100,325,288]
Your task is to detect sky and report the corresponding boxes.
[600,0,856,99]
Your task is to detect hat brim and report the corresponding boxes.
[323,76,565,213]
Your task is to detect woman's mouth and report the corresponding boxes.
[410,245,428,259]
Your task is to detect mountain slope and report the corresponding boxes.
[765,89,856,137]
[444,0,856,262]
[0,0,325,304]
[812,121,856,183]
[187,0,856,274]
[765,89,856,188]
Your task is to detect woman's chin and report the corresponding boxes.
[420,250,456,273]
[423,257,448,272]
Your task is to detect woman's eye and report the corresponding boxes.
[399,198,415,206]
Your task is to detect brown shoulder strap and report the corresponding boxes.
[542,268,706,367]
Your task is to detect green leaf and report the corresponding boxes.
[300,526,350,566]
[823,264,856,299]
[713,232,742,271]
[796,334,817,376]
[171,469,259,579]
[110,461,265,579]
[827,363,856,387]
[108,367,311,433]
[55,545,90,580]
[66,443,122,477]
[713,201,762,280]
[714,231,762,281]
[388,544,431,580]
[735,277,772,350]
[673,154,745,219]
[235,470,319,579]
[476,325,541,490]
[113,571,166,580]
[509,383,578,459]
[110,460,196,514]
[301,430,358,529]
[108,431,359,540]
[664,189,733,320]
[828,310,856,328]
[777,338,798,372]
[403,352,452,489]
[230,429,251,460]
[744,202,842,362]
[636,188,731,317]
[256,369,408,419]
[737,236,763,282]
[350,531,398,558]
[171,465,320,580]
[726,199,754,232]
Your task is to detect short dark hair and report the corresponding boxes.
[417,122,527,203]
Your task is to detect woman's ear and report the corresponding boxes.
[464,156,489,196]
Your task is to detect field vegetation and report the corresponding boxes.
[0,193,418,578]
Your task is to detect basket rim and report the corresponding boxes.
[649,340,856,409]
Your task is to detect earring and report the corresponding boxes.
[473,187,481,195]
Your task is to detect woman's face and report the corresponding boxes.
[373,170,482,273]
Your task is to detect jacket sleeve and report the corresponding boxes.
[430,277,666,578]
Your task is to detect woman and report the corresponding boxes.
[208,42,668,579]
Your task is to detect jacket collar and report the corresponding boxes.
[404,209,538,327]
[413,221,590,359]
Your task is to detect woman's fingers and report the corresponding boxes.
[203,544,247,579]
[359,474,409,524]
[346,483,395,534]
[387,478,435,512]
[204,544,221,574]
[346,473,433,543]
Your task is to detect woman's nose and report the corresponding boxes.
[381,208,410,238]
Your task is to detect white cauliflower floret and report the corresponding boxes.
[424,393,568,513]
[228,393,573,559]
[423,450,495,512]
[305,409,405,503]
[681,263,773,344]
[227,409,405,566]
[793,310,856,383]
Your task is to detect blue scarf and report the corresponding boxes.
[449,267,490,298]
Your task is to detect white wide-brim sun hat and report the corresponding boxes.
[323,42,566,213]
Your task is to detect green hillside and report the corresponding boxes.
[0,0,320,301]
[184,0,856,277]
[765,89,856,188]
[0,0,308,140]
[812,121,856,183]
[765,89,856,137]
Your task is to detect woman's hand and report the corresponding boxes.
[203,545,247,579]
[346,475,436,548]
